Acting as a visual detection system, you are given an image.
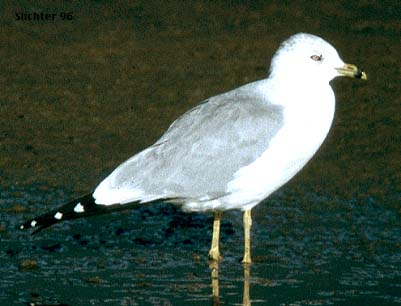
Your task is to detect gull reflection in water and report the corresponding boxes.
[210,261,252,306]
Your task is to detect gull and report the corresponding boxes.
[20,33,366,264]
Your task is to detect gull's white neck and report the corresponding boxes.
[264,75,336,155]
[266,75,335,108]
[224,76,336,210]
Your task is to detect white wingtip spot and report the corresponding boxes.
[73,202,85,213]
[54,212,63,220]
[20,225,24,229]
[30,220,37,227]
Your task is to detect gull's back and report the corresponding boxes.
[93,79,285,206]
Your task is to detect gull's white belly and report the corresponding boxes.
[217,96,335,211]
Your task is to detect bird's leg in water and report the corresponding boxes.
[242,209,252,264]
[209,211,223,261]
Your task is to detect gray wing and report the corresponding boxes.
[101,80,283,201]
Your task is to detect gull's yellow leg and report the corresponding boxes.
[242,209,252,264]
[209,260,220,305]
[243,263,251,306]
[209,211,223,261]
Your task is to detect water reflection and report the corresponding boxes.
[210,261,252,306]
[210,261,220,305]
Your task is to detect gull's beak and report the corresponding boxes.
[336,63,367,80]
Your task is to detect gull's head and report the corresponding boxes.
[269,33,367,84]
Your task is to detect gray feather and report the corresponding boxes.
[109,80,284,200]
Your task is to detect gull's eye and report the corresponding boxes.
[310,54,323,61]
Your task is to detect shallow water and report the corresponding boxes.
[1,186,400,305]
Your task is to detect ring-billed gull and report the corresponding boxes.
[20,33,366,263]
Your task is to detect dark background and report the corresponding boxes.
[0,1,399,305]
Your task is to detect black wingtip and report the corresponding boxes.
[19,193,148,234]
[20,193,96,234]
[19,218,45,234]
[20,193,169,234]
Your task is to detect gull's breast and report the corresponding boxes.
[221,88,336,210]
